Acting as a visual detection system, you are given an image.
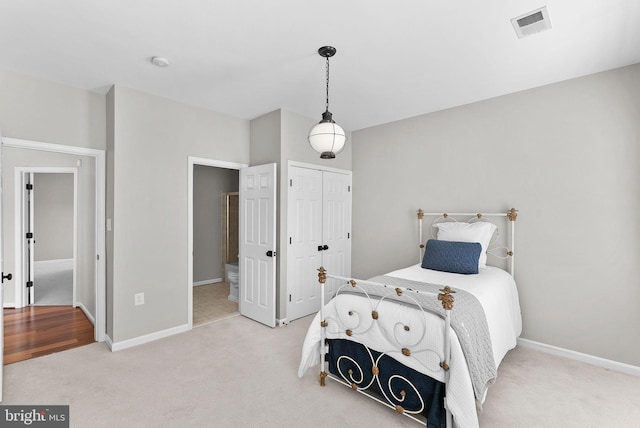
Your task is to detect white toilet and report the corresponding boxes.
[226,262,239,302]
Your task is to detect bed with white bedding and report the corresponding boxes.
[297,209,522,428]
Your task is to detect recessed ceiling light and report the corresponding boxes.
[150,56,170,67]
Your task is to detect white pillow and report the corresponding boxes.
[434,221,497,268]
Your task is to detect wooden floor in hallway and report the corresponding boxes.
[3,306,95,365]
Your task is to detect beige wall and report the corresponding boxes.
[351,63,640,366]
[250,110,282,167]
[106,88,115,337]
[0,69,105,150]
[109,85,250,342]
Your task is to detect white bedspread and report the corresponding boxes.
[297,264,522,428]
[387,264,522,368]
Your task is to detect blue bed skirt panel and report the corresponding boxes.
[327,339,446,428]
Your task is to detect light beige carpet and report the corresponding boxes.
[3,314,639,427]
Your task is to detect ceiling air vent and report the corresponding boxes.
[511,6,552,38]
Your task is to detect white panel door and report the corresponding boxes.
[286,166,323,321]
[322,171,352,300]
[25,172,34,305]
[239,163,277,327]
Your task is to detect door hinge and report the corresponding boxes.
[348,185,351,192]
[26,281,34,288]
[348,233,350,239]
[26,232,34,239]
[289,294,292,302]
[289,237,292,245]
[290,179,293,187]
[26,183,33,190]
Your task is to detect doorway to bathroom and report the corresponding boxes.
[191,164,240,326]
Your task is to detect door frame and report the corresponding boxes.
[187,156,247,330]
[2,137,106,342]
[15,168,78,307]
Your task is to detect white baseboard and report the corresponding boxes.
[193,278,222,287]
[108,324,190,352]
[517,338,640,377]
[76,302,95,325]
[105,334,114,350]
[3,301,16,308]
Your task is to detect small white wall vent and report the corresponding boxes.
[511,6,552,38]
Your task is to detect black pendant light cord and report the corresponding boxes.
[316,46,337,123]
[325,55,330,113]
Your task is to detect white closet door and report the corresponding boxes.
[286,166,323,321]
[322,171,351,300]
[286,165,352,322]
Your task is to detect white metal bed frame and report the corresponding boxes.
[316,208,518,427]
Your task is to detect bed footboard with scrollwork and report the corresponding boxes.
[316,267,455,427]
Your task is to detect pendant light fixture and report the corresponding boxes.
[308,46,347,159]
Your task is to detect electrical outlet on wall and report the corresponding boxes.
[134,292,145,306]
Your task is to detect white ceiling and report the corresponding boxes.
[1,0,638,131]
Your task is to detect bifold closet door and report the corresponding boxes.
[287,167,323,321]
[321,171,351,301]
[287,166,351,321]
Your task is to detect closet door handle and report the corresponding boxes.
[317,246,323,252]
[323,245,329,251]
[2,272,12,283]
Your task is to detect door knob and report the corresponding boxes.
[323,245,329,251]
[2,272,12,283]
[266,250,277,257]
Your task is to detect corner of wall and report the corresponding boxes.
[105,86,115,339]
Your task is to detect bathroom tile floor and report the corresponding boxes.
[193,282,239,326]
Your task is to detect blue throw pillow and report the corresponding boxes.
[421,239,482,275]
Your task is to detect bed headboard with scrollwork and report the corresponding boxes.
[416,208,518,275]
